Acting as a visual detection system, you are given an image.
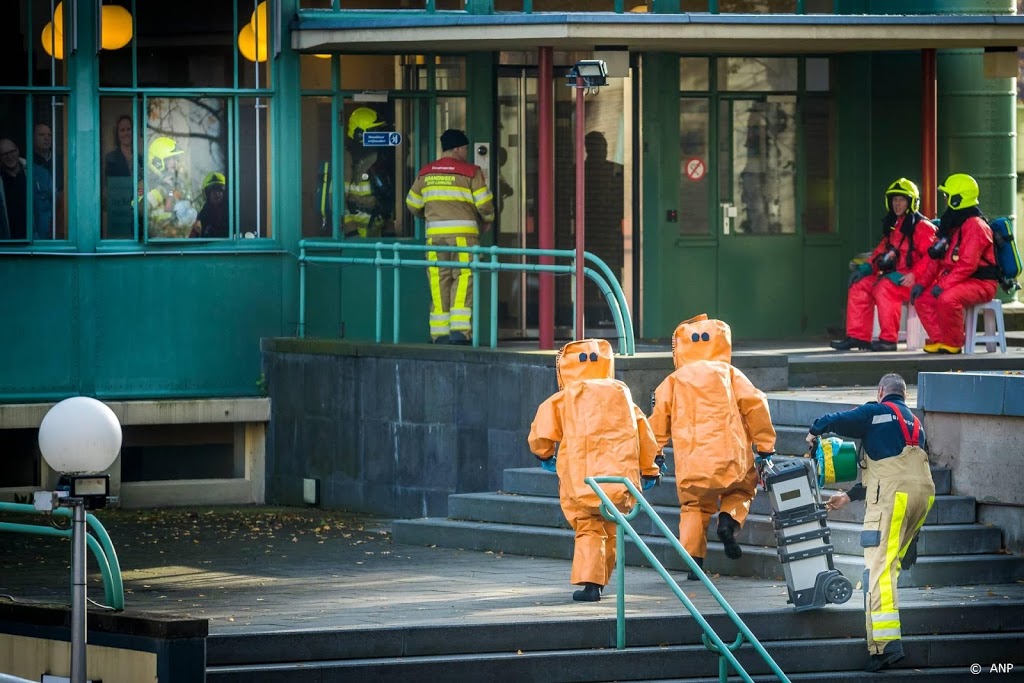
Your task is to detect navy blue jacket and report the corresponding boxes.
[809,394,925,461]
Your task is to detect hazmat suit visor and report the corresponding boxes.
[556,339,615,389]
[672,315,732,368]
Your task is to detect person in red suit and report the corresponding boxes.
[831,179,937,352]
[912,173,998,354]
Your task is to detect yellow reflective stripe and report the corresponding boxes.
[900,495,934,558]
[880,491,908,613]
[451,237,472,326]
[406,192,424,209]
[320,162,329,218]
[427,243,445,325]
[473,187,493,205]
[425,226,480,237]
[423,187,474,201]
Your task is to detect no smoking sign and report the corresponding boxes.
[685,157,705,182]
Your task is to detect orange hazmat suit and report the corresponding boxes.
[649,315,777,563]
[528,339,661,589]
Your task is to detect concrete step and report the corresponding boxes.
[207,632,1024,682]
[392,519,1024,588]
[788,353,1024,388]
[449,493,1000,556]
[503,469,969,524]
[205,603,1024,666]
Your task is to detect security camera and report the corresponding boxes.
[476,145,489,156]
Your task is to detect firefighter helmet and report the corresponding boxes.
[347,107,384,140]
[884,177,920,213]
[202,171,226,192]
[937,173,980,210]
[147,136,184,174]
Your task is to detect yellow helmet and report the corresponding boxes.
[147,136,184,174]
[937,173,980,210]
[884,177,920,213]
[202,171,226,192]
[347,107,384,140]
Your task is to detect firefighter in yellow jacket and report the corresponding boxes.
[405,129,494,344]
[528,339,663,602]
[650,315,777,580]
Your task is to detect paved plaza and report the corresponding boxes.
[2,506,1022,636]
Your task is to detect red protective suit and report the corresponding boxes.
[846,215,936,344]
[528,339,660,589]
[914,215,997,349]
[649,315,777,562]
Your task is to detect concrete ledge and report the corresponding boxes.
[119,478,264,509]
[919,371,1024,416]
[0,398,271,429]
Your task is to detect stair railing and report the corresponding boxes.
[0,502,125,611]
[586,476,790,683]
[298,240,636,355]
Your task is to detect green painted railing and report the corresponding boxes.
[0,502,125,611]
[298,240,636,355]
[586,476,790,683]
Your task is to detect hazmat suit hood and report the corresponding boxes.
[556,339,615,390]
[671,314,732,369]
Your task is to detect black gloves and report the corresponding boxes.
[931,285,943,298]
[910,284,924,304]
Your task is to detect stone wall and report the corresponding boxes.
[919,371,1024,553]
[261,339,786,518]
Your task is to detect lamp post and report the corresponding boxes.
[37,397,122,683]
[566,60,608,340]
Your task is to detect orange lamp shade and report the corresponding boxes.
[41,22,64,60]
[238,24,268,63]
[101,4,133,50]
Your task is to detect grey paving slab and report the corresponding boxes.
[3,506,1023,638]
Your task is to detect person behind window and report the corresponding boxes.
[33,121,62,192]
[145,136,196,238]
[830,178,936,352]
[105,115,142,179]
[190,172,229,238]
[0,137,53,240]
[343,107,396,238]
[405,129,495,344]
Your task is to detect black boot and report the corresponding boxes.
[717,512,743,559]
[870,339,897,352]
[572,582,601,602]
[864,640,904,672]
[901,534,919,570]
[830,337,870,351]
[686,556,705,581]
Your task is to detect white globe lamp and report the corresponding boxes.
[38,396,122,474]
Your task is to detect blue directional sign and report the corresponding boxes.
[362,131,403,147]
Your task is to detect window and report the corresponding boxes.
[299,53,467,239]
[0,2,69,243]
[98,0,273,242]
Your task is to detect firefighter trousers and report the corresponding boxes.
[861,446,935,655]
[426,234,478,341]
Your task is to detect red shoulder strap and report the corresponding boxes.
[881,401,920,446]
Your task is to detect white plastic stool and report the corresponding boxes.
[964,299,1007,354]
[872,303,925,350]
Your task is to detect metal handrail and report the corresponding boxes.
[298,240,636,355]
[585,476,789,683]
[0,502,125,611]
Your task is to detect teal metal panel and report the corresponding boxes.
[337,262,431,343]
[0,260,79,397]
[90,254,287,398]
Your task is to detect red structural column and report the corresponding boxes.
[922,48,937,218]
[574,76,586,340]
[537,47,555,350]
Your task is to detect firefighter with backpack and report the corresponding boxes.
[527,339,663,602]
[912,173,1005,354]
[830,178,937,352]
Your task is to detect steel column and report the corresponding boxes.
[538,47,555,349]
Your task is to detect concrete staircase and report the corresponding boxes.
[205,603,1024,681]
[392,392,1024,588]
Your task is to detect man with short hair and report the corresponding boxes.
[0,137,53,240]
[405,129,494,344]
[806,373,935,673]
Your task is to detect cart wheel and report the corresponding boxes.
[825,575,853,605]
